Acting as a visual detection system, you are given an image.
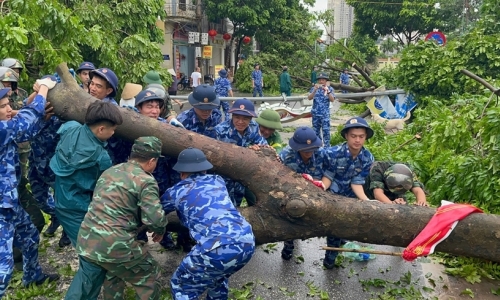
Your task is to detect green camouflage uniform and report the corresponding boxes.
[66,137,168,300]
[363,161,423,201]
[11,88,45,267]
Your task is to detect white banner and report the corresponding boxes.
[195,47,202,58]
[201,33,209,45]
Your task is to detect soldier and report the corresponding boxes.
[176,84,222,138]
[143,70,175,119]
[1,58,23,75]
[214,99,268,206]
[1,67,47,264]
[27,81,71,247]
[310,66,318,86]
[50,100,123,247]
[161,147,255,299]
[251,63,264,97]
[213,69,232,120]
[75,61,96,91]
[132,90,179,248]
[363,162,428,206]
[66,136,168,300]
[87,67,129,165]
[0,78,60,297]
[308,72,335,145]
[321,117,375,269]
[89,67,119,104]
[255,109,283,152]
[279,127,327,260]
[279,65,292,96]
[340,68,350,93]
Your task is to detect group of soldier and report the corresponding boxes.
[0,57,428,299]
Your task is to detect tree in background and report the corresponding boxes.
[394,0,499,100]
[346,0,472,46]
[0,0,168,90]
[379,38,401,56]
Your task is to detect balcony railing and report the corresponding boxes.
[164,1,197,19]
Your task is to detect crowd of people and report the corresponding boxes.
[0,58,428,299]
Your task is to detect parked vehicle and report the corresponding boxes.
[177,73,191,91]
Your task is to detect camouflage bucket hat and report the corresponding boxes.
[384,163,413,193]
[131,136,163,158]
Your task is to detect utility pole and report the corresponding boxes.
[196,0,203,73]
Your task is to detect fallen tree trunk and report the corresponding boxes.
[49,63,500,263]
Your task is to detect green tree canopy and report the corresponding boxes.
[394,2,500,100]
[0,0,169,90]
[346,0,470,46]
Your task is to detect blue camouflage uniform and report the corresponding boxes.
[251,69,263,97]
[323,142,374,198]
[161,173,255,300]
[310,85,334,145]
[279,144,328,259]
[214,120,267,206]
[176,108,222,139]
[28,116,63,218]
[0,94,48,295]
[322,142,374,265]
[172,107,224,249]
[172,108,223,185]
[340,73,350,93]
[280,147,327,180]
[213,77,231,120]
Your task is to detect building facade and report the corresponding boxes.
[161,1,234,79]
[326,0,355,43]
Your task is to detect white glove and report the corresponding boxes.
[169,118,185,129]
[36,76,57,90]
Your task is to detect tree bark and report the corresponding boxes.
[48,63,500,263]
[352,63,378,88]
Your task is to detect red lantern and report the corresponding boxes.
[208,29,217,41]
[223,33,231,41]
[242,36,251,44]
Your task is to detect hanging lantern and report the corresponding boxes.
[223,33,231,41]
[208,29,217,41]
[242,36,251,44]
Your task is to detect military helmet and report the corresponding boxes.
[0,67,19,91]
[340,117,374,140]
[384,163,413,194]
[188,84,220,110]
[145,83,166,98]
[90,68,119,97]
[173,147,213,173]
[1,58,23,72]
[135,89,164,108]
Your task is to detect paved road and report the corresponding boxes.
[162,91,500,299]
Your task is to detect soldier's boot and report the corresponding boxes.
[44,216,61,237]
[323,236,341,269]
[281,240,294,260]
[58,230,71,248]
[159,232,176,250]
[24,273,60,287]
